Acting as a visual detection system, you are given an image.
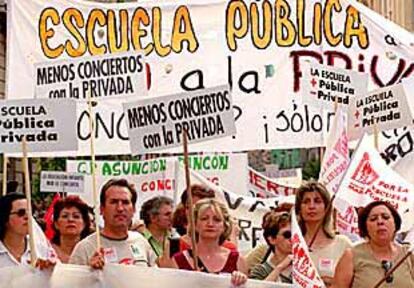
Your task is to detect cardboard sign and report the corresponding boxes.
[35,51,147,100]
[124,85,235,154]
[40,171,84,193]
[0,99,77,153]
[302,63,368,109]
[348,84,413,140]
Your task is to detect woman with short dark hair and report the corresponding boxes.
[51,196,91,263]
[333,200,414,287]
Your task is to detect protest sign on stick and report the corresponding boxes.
[348,84,414,141]
[21,138,37,266]
[124,85,235,154]
[0,99,77,154]
[301,62,368,109]
[35,51,147,100]
[2,156,6,196]
[40,171,84,194]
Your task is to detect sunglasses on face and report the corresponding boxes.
[280,230,292,240]
[381,260,393,284]
[10,208,27,217]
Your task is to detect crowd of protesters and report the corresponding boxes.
[1,178,413,287]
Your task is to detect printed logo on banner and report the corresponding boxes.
[302,62,368,109]
[351,153,379,186]
[348,84,414,141]
[0,99,77,153]
[35,52,147,99]
[124,85,236,154]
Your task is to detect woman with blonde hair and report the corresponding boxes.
[159,198,248,286]
[295,181,351,287]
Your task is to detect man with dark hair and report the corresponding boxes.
[140,196,174,257]
[70,178,156,268]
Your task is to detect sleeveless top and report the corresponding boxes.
[174,249,239,273]
[351,242,414,288]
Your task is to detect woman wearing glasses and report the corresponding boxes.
[249,211,292,283]
[333,201,414,287]
[51,196,91,263]
[0,193,31,267]
[295,181,351,287]
[159,198,248,286]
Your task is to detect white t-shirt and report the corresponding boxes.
[69,231,157,267]
[0,239,31,268]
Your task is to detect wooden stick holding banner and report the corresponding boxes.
[2,155,7,196]
[87,94,101,250]
[21,137,37,267]
[183,129,199,271]
[373,124,379,151]
[372,249,413,288]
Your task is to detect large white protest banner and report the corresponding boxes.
[124,85,235,154]
[291,210,325,288]
[248,168,297,198]
[49,264,295,288]
[0,99,77,154]
[301,63,368,109]
[35,51,147,100]
[40,171,85,193]
[7,0,414,156]
[319,109,349,195]
[348,84,414,141]
[335,134,414,230]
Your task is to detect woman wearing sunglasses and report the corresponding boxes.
[295,181,351,287]
[333,200,414,287]
[0,193,32,267]
[249,211,292,283]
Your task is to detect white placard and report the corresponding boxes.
[124,85,235,154]
[40,171,85,193]
[35,51,147,100]
[0,99,77,153]
[348,84,413,140]
[302,62,368,109]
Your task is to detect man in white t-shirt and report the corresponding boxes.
[70,179,156,268]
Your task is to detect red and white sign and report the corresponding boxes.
[319,109,350,195]
[335,134,414,227]
[291,210,325,288]
[248,168,297,198]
